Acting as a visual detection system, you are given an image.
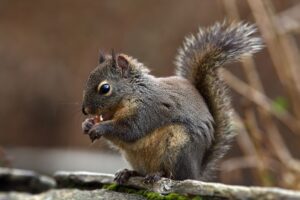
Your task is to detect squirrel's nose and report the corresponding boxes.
[82,106,88,115]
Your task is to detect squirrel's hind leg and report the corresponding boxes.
[172,136,206,180]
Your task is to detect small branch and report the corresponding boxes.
[247,0,300,120]
[276,3,300,34]
[232,113,270,184]
[221,156,281,172]
[223,0,300,188]
[223,69,300,135]
[224,70,300,173]
[232,113,257,156]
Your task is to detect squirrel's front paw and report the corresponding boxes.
[82,118,95,134]
[88,125,104,142]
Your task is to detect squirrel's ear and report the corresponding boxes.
[111,49,117,67]
[117,55,130,77]
[99,51,106,64]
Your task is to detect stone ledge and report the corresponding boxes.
[54,171,300,200]
[1,167,300,200]
[0,167,55,193]
[0,189,147,200]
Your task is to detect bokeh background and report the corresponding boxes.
[1,0,300,189]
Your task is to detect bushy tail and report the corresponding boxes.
[175,21,263,179]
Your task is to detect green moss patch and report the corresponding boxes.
[103,183,204,200]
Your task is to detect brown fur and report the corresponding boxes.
[107,124,189,176]
[113,98,138,120]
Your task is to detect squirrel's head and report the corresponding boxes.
[82,51,149,120]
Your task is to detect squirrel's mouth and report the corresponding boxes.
[93,109,116,123]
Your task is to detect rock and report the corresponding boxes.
[0,189,146,200]
[54,171,300,200]
[54,171,114,189]
[0,167,55,193]
[1,168,300,200]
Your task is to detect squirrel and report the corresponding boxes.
[81,22,263,184]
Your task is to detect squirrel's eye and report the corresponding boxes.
[99,83,111,95]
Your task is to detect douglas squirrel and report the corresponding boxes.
[81,22,263,184]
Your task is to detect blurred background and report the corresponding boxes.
[1,0,300,189]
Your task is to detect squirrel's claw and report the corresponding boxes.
[114,169,140,185]
[82,118,104,141]
[88,127,102,142]
[143,172,163,184]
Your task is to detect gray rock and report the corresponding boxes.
[54,171,300,200]
[0,167,55,193]
[2,168,300,200]
[54,171,114,188]
[0,189,146,200]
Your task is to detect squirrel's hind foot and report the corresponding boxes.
[114,169,140,184]
[143,172,165,184]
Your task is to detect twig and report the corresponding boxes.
[223,69,300,134]
[221,156,281,173]
[224,70,300,172]
[276,3,300,34]
[247,0,300,120]
[243,106,274,186]
[232,113,256,156]
[223,0,300,188]
[232,112,267,184]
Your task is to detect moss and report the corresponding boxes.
[103,183,119,191]
[165,193,189,200]
[191,196,203,200]
[144,191,164,200]
[102,183,204,200]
